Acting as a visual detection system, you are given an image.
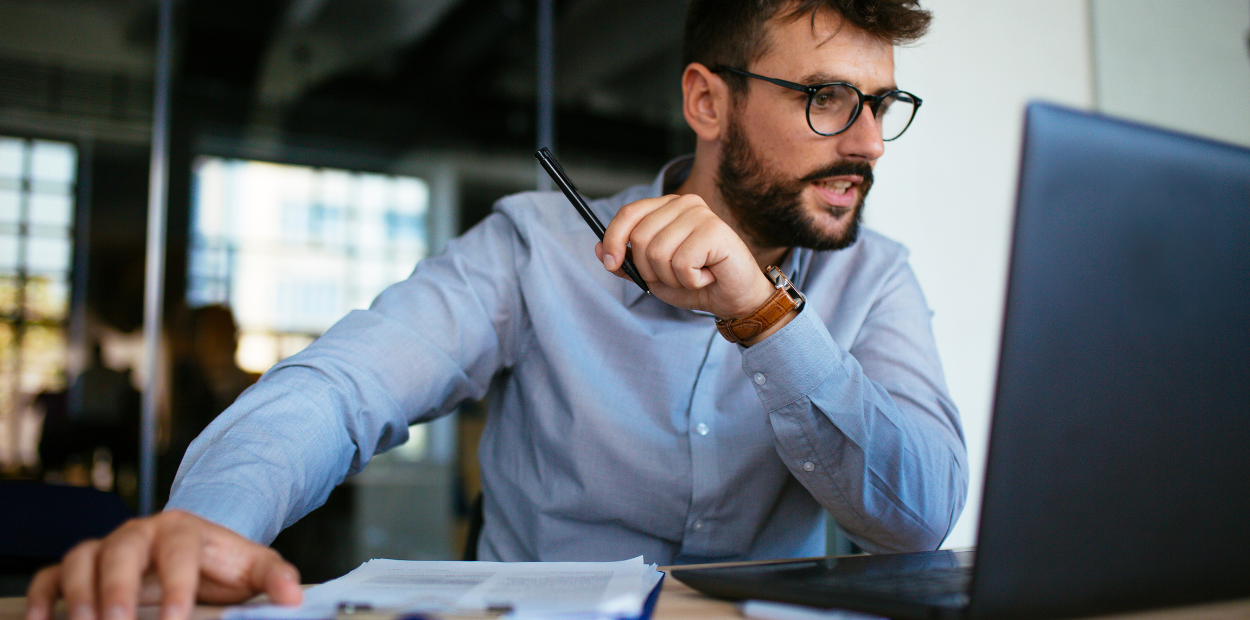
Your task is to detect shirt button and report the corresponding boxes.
[803,461,816,472]
[696,423,709,436]
[753,372,767,385]
[693,520,705,532]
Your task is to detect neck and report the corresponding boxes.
[677,149,792,270]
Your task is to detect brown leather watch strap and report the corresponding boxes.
[714,266,804,345]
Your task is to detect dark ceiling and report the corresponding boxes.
[0,0,692,166]
[170,0,693,166]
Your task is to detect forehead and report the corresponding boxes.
[752,9,895,89]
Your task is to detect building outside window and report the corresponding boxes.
[0,137,76,472]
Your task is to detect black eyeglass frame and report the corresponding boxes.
[713,66,922,141]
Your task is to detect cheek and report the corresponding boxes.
[740,109,818,170]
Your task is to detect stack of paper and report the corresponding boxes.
[226,557,665,620]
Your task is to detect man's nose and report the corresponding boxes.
[835,107,886,162]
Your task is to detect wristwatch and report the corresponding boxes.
[715,265,806,345]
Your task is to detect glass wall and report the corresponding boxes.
[188,157,429,374]
[0,137,76,472]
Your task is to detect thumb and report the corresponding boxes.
[594,241,618,270]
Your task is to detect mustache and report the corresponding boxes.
[798,161,875,189]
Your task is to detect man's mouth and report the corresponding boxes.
[810,176,862,209]
[813,178,855,195]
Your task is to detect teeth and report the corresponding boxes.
[817,180,854,195]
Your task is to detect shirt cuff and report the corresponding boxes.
[166,481,283,543]
[739,306,844,412]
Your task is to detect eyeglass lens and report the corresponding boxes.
[808,85,916,140]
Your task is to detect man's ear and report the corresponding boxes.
[682,63,731,142]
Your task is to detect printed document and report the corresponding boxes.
[225,556,663,620]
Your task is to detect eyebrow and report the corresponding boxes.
[796,71,898,96]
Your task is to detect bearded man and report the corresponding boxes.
[27,1,967,619]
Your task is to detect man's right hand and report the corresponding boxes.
[25,510,303,620]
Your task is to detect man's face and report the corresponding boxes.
[715,10,895,252]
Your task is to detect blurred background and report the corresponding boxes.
[0,0,1246,594]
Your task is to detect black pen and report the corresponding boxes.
[534,147,650,294]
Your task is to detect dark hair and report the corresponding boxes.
[683,0,931,97]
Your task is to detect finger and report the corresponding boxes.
[96,521,156,620]
[670,214,737,291]
[639,225,690,289]
[26,565,63,620]
[635,196,722,289]
[594,241,633,283]
[642,203,724,290]
[196,524,300,606]
[254,551,302,606]
[59,540,102,620]
[151,515,206,620]
[671,239,719,291]
[625,199,694,284]
[601,196,673,272]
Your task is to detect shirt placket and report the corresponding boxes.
[681,325,731,555]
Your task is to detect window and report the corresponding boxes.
[188,157,429,374]
[0,137,76,470]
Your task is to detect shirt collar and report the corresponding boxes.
[659,155,695,195]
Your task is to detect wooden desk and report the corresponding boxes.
[4,576,1249,620]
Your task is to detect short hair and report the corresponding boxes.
[683,0,931,97]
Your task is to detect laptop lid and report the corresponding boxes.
[969,102,1250,619]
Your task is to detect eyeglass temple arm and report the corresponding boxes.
[714,67,813,95]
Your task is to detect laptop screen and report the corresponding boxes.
[971,102,1250,619]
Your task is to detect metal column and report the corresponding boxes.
[536,0,555,191]
[139,0,175,515]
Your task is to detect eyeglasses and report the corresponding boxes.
[713,67,922,141]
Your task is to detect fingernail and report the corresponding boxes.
[71,604,93,620]
[24,602,45,620]
[160,603,186,620]
[603,254,616,269]
[104,605,128,620]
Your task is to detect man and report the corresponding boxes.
[27,1,966,619]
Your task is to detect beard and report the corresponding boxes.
[716,115,874,252]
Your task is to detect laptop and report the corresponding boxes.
[671,102,1250,620]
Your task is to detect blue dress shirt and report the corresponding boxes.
[168,156,968,564]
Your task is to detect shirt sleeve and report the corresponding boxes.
[165,208,529,544]
[740,257,968,554]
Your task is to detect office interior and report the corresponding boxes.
[1,0,1247,595]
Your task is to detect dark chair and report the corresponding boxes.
[462,493,484,561]
[0,481,134,595]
